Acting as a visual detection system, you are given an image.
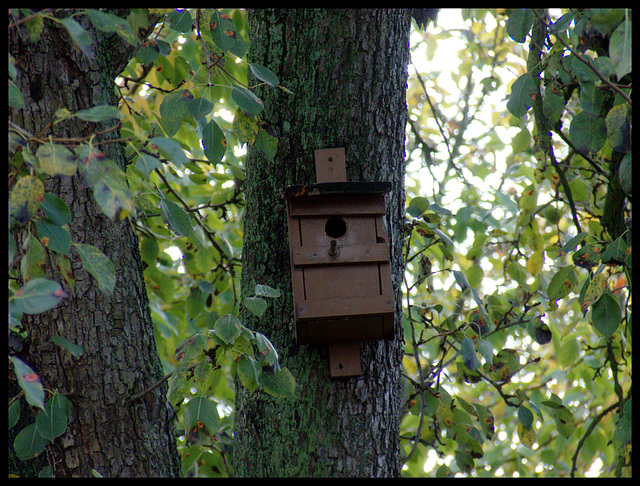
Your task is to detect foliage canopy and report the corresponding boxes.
[9,8,631,477]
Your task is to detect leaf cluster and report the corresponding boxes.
[8,8,292,477]
[402,8,631,477]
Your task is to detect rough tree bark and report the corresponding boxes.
[235,9,411,477]
[9,10,181,477]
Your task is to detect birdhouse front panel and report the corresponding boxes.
[284,186,394,345]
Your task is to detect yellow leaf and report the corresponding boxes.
[36,143,77,177]
[232,107,259,145]
[527,250,544,274]
[10,176,44,222]
[517,422,536,448]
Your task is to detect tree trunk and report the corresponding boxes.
[235,9,410,477]
[9,11,181,477]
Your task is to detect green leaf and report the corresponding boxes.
[255,332,279,370]
[36,143,77,177]
[145,266,174,302]
[10,176,45,223]
[9,80,25,109]
[231,86,264,116]
[507,73,537,118]
[613,399,632,455]
[167,9,192,33]
[592,56,617,79]
[85,9,138,46]
[74,105,121,122]
[236,355,260,393]
[553,406,576,439]
[433,227,453,247]
[13,423,49,461]
[36,220,70,255]
[542,90,566,125]
[567,178,590,202]
[527,318,552,345]
[547,265,578,301]
[507,9,534,43]
[8,398,21,429]
[193,359,213,391]
[551,13,575,34]
[140,236,159,265]
[477,339,494,365]
[258,367,295,399]
[474,404,495,440]
[21,234,47,281]
[21,12,44,42]
[254,284,281,298]
[149,137,190,166]
[136,40,160,65]
[407,196,430,217]
[167,365,190,406]
[580,272,608,315]
[73,243,116,295]
[50,335,84,358]
[254,125,278,162]
[454,449,474,473]
[202,119,227,164]
[518,405,534,427]
[185,287,206,319]
[452,269,469,290]
[579,81,607,116]
[436,464,452,477]
[160,198,193,237]
[36,392,71,440]
[244,296,268,318]
[569,111,607,154]
[558,232,588,256]
[591,291,621,337]
[11,278,66,315]
[232,107,259,146]
[159,91,191,137]
[429,203,452,216]
[469,288,487,318]
[619,152,632,196]
[183,396,220,434]
[488,348,520,382]
[174,333,207,364]
[249,62,280,87]
[568,54,599,85]
[87,159,135,220]
[589,8,625,26]
[572,243,601,269]
[214,314,243,344]
[11,356,45,410]
[605,103,631,153]
[601,235,628,265]
[511,128,531,154]
[186,97,214,121]
[461,337,481,372]
[135,153,161,177]
[208,10,236,52]
[506,260,528,288]
[609,19,632,80]
[41,193,71,226]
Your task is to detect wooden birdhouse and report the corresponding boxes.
[282,148,395,377]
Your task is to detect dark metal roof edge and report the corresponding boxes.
[281,181,392,199]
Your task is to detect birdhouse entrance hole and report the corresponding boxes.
[325,216,347,239]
